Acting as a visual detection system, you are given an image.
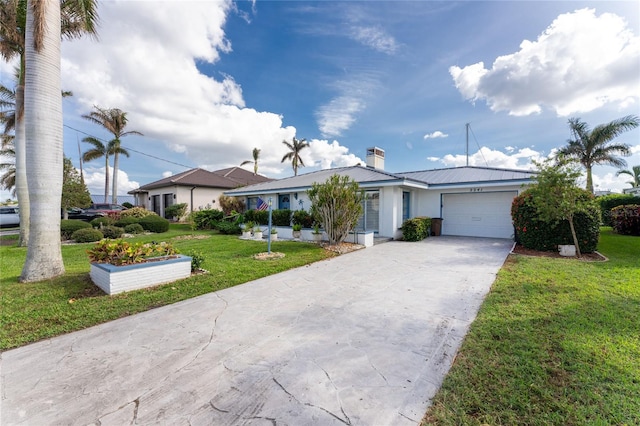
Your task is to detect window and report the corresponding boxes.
[247,197,258,210]
[402,191,410,222]
[356,190,379,233]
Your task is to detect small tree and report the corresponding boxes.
[219,195,245,215]
[308,174,363,245]
[531,159,591,257]
[61,157,91,219]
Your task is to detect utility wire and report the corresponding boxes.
[468,124,489,167]
[64,124,193,169]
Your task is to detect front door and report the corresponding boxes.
[279,194,290,210]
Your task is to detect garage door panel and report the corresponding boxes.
[442,192,516,239]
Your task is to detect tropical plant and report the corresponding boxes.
[218,194,245,215]
[240,147,260,175]
[616,165,640,188]
[87,239,177,266]
[556,115,639,193]
[81,137,115,202]
[0,0,98,248]
[281,136,309,176]
[82,106,142,204]
[61,157,91,218]
[0,135,15,195]
[164,202,187,220]
[308,174,364,245]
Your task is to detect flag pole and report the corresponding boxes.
[267,197,273,254]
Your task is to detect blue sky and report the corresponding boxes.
[1,0,639,201]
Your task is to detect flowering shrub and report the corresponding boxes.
[87,239,178,266]
[511,188,600,253]
[611,205,640,236]
[119,207,156,219]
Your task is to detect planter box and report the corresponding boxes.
[90,255,192,295]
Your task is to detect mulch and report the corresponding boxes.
[511,244,607,262]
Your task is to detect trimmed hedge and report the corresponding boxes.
[401,217,432,241]
[244,209,269,225]
[597,194,640,226]
[138,215,170,233]
[119,207,156,219]
[61,219,91,240]
[611,204,640,236]
[101,226,124,239]
[292,210,314,228]
[124,223,145,234]
[90,217,113,228]
[512,189,600,253]
[71,228,103,243]
[114,216,139,227]
[190,209,224,230]
[215,221,242,235]
[272,209,292,226]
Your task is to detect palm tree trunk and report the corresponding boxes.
[104,155,109,203]
[20,0,65,282]
[112,148,119,204]
[585,166,594,194]
[15,82,30,247]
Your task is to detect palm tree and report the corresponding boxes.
[82,107,142,204]
[281,137,309,176]
[0,135,16,195]
[556,116,639,193]
[1,0,97,247]
[81,137,128,203]
[616,165,640,188]
[240,147,261,175]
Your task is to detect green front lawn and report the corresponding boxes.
[0,225,333,350]
[423,228,640,425]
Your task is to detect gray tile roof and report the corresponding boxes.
[133,167,271,192]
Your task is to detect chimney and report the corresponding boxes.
[366,147,385,170]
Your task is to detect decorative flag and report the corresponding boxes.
[256,197,269,211]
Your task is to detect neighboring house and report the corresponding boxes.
[623,187,640,196]
[129,167,272,218]
[90,195,135,206]
[225,147,536,240]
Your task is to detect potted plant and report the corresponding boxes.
[87,239,191,295]
[253,225,264,240]
[270,227,278,241]
[312,223,323,242]
[292,223,302,239]
[242,221,254,239]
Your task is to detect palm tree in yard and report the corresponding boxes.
[82,137,127,203]
[556,115,639,194]
[616,165,640,188]
[281,136,309,176]
[0,0,97,248]
[82,107,142,204]
[240,147,261,175]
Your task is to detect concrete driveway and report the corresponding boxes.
[1,237,513,425]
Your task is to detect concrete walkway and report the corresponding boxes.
[1,237,513,425]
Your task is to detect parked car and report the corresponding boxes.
[63,208,106,222]
[0,206,20,227]
[86,203,128,215]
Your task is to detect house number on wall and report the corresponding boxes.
[470,188,483,192]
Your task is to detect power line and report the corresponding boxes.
[64,124,193,169]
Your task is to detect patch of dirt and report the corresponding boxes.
[173,234,211,240]
[511,244,607,262]
[253,251,285,260]
[320,242,364,255]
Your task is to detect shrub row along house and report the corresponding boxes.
[225,148,536,240]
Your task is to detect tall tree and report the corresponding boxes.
[0,134,16,194]
[616,165,640,188]
[240,147,260,175]
[82,106,142,204]
[0,0,97,246]
[557,115,639,193]
[61,156,91,218]
[281,136,309,176]
[82,137,124,203]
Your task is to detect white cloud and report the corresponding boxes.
[450,8,640,116]
[427,156,440,162]
[350,26,398,54]
[162,171,173,178]
[304,139,364,170]
[423,131,448,139]
[433,146,544,169]
[83,166,139,197]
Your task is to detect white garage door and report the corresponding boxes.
[441,191,517,239]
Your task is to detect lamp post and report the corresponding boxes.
[267,197,273,254]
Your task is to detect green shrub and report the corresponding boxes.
[597,194,640,226]
[114,216,139,227]
[272,209,292,226]
[164,203,188,220]
[119,207,156,219]
[611,204,640,236]
[401,217,432,241]
[121,202,134,209]
[215,221,241,235]
[138,215,170,233]
[71,228,104,243]
[253,210,269,225]
[124,223,145,234]
[101,225,124,239]
[186,250,205,272]
[60,219,91,240]
[90,216,113,228]
[292,210,314,228]
[190,209,224,230]
[512,189,600,253]
[87,239,177,265]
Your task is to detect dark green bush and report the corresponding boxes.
[272,209,292,226]
[60,219,91,240]
[114,216,139,227]
[292,210,314,228]
[512,189,600,253]
[401,217,432,241]
[253,210,269,225]
[124,223,144,234]
[90,217,113,228]
[597,194,640,226]
[71,228,104,243]
[122,202,134,209]
[611,204,640,236]
[190,209,224,230]
[164,203,188,220]
[139,215,170,233]
[214,221,241,235]
[101,226,124,239]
